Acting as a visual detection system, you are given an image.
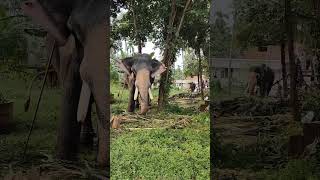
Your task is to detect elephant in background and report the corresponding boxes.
[21,0,109,168]
[116,54,166,114]
[246,64,275,97]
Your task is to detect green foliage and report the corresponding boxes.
[210,11,232,57]
[0,92,8,103]
[172,65,184,80]
[0,5,27,64]
[234,0,317,50]
[183,48,198,77]
[234,0,285,49]
[302,90,320,120]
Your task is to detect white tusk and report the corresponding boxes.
[148,88,153,100]
[134,86,139,100]
[77,82,91,123]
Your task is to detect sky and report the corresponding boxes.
[115,8,184,69]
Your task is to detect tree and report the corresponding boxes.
[0,4,27,64]
[173,65,184,80]
[180,0,210,99]
[157,0,193,108]
[111,0,154,54]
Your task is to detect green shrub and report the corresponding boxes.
[0,92,8,103]
[262,159,319,180]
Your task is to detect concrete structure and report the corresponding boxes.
[211,43,311,93]
[174,75,209,89]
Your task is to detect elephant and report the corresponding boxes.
[116,54,166,114]
[21,0,110,168]
[246,64,275,97]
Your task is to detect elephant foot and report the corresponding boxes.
[96,132,109,169]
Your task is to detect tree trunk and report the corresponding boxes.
[138,40,142,54]
[280,43,288,97]
[285,0,300,121]
[131,0,143,54]
[158,0,177,108]
[158,0,192,108]
[196,48,204,100]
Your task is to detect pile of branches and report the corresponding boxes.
[214,97,290,116]
[170,92,200,99]
[2,156,108,180]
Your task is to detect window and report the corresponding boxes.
[221,68,234,78]
[258,46,268,52]
[221,69,225,78]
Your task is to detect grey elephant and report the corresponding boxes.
[246,64,275,97]
[21,0,109,168]
[116,54,166,114]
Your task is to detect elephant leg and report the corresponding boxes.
[78,23,109,168]
[128,84,136,112]
[266,83,273,96]
[80,94,95,147]
[56,58,82,161]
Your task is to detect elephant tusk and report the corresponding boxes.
[148,88,153,100]
[134,86,139,100]
[77,82,91,123]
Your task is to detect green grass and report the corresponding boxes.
[111,82,210,179]
[0,72,99,177]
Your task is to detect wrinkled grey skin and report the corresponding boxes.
[21,0,109,168]
[246,64,275,97]
[117,54,166,114]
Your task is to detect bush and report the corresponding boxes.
[263,159,319,180]
[0,92,8,103]
[302,90,320,121]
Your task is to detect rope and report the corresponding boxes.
[22,40,56,161]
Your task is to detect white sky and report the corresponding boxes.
[115,9,183,69]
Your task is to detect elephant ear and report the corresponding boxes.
[150,59,166,78]
[116,57,135,75]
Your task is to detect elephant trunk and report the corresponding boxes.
[135,69,151,115]
[138,88,149,115]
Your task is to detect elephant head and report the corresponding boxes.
[117,54,166,114]
[246,64,275,97]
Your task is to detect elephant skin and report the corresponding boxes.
[246,64,275,97]
[21,0,110,169]
[116,54,166,114]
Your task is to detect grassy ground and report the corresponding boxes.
[0,71,106,179]
[110,83,210,179]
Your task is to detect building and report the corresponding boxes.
[211,43,310,92]
[174,75,209,89]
